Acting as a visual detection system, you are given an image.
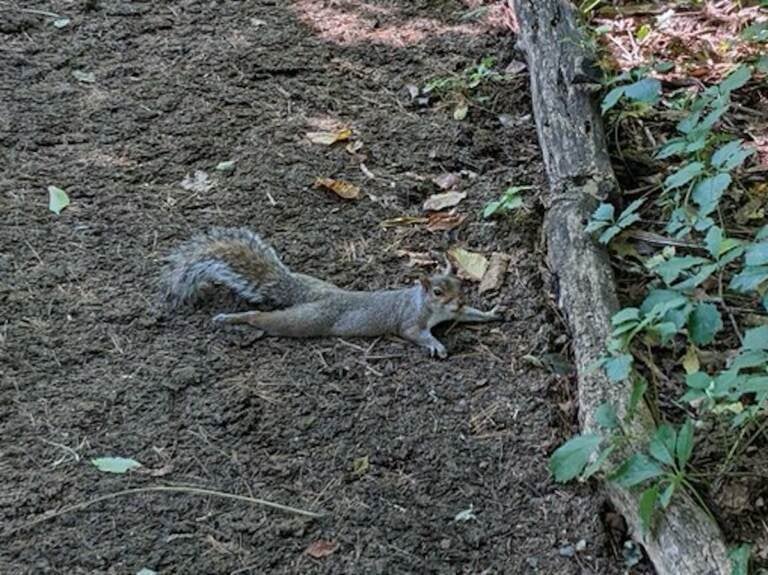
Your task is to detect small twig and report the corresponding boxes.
[6,484,323,536]
[0,7,62,18]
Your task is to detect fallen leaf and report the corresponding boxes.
[453,101,469,121]
[381,215,428,228]
[405,84,420,99]
[681,345,700,374]
[425,212,466,232]
[314,178,360,200]
[181,170,214,193]
[91,457,142,474]
[397,250,436,267]
[72,70,95,83]
[454,505,476,522]
[306,129,352,146]
[432,173,461,190]
[305,540,339,559]
[479,252,510,293]
[504,59,527,75]
[48,185,70,214]
[448,248,488,282]
[215,160,236,173]
[53,17,71,28]
[352,455,369,477]
[423,191,467,212]
[346,140,364,154]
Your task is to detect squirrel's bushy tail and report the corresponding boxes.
[163,227,298,309]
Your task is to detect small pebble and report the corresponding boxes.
[559,544,575,558]
[575,539,587,552]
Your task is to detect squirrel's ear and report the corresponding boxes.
[442,255,454,276]
[419,277,431,292]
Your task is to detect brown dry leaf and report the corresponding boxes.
[381,215,428,228]
[314,178,360,200]
[423,191,467,212]
[305,540,339,559]
[431,173,461,190]
[425,212,466,232]
[479,252,510,293]
[397,250,436,267]
[305,128,352,146]
[448,247,488,282]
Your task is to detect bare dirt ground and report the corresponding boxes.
[2,1,631,573]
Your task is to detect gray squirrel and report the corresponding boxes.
[163,227,502,358]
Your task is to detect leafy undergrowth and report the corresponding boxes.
[549,0,768,571]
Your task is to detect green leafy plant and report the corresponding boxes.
[483,186,532,218]
[601,68,661,114]
[586,198,645,243]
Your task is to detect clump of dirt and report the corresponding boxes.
[2,1,631,573]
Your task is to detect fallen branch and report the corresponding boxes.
[510,0,731,573]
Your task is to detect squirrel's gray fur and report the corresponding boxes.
[162,227,502,358]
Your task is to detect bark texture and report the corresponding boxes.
[511,1,731,573]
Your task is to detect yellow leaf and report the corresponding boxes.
[314,177,360,200]
[448,247,488,282]
[682,345,700,375]
[305,128,352,146]
[453,101,468,121]
[352,455,369,477]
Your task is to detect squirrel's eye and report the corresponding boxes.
[432,287,443,297]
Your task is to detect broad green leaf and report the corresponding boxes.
[627,377,648,418]
[659,481,676,508]
[598,225,622,244]
[656,139,686,160]
[746,242,768,266]
[605,354,633,382]
[651,321,679,345]
[638,485,659,533]
[612,308,640,326]
[549,434,602,482]
[616,198,645,227]
[675,419,694,468]
[685,136,707,153]
[718,65,752,95]
[698,106,727,131]
[611,453,664,487]
[672,263,717,291]
[759,55,768,74]
[649,424,676,466]
[653,256,708,284]
[601,86,625,114]
[742,21,768,41]
[483,200,502,219]
[664,162,704,190]
[743,325,768,351]
[692,173,732,216]
[711,140,743,169]
[729,266,768,292]
[595,402,619,430]
[724,147,754,171]
[582,444,616,479]
[623,78,661,104]
[591,202,615,222]
[728,544,751,575]
[703,226,722,258]
[686,372,712,390]
[48,186,70,214]
[688,303,722,346]
[91,456,142,474]
[732,349,768,370]
[676,111,701,135]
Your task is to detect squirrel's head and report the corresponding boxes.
[419,262,463,313]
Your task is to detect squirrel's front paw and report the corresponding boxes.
[429,342,448,359]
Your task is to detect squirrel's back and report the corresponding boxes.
[163,227,316,309]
